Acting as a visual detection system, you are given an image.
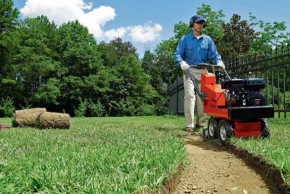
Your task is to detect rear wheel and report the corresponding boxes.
[218,120,233,145]
[260,119,270,138]
[208,117,218,139]
[202,128,208,141]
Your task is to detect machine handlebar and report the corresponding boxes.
[188,63,231,100]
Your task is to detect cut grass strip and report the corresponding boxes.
[231,117,290,186]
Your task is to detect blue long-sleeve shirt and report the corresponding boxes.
[174,32,222,67]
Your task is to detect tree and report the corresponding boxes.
[0,0,19,100]
[55,20,102,77]
[0,0,19,33]
[154,21,189,86]
[54,20,105,114]
[155,38,179,85]
[142,50,165,97]
[142,50,169,115]
[98,38,162,116]
[219,14,256,58]
[197,3,225,42]
[12,16,59,107]
[248,13,290,54]
[0,0,19,67]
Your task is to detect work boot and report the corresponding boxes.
[185,127,193,132]
[195,124,203,129]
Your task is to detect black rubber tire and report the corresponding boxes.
[208,117,218,139]
[202,128,208,141]
[218,120,232,145]
[260,119,270,138]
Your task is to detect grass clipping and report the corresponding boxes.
[12,108,47,127]
[37,112,70,129]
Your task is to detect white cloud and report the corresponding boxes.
[79,6,116,40]
[104,23,163,44]
[128,22,163,43]
[20,0,116,40]
[104,27,127,41]
[20,0,163,45]
[21,0,90,25]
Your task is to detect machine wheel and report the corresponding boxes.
[202,128,208,141]
[260,119,270,138]
[208,117,218,139]
[218,120,233,145]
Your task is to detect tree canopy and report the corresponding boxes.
[0,1,289,116]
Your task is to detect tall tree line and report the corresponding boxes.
[1,1,289,116]
[0,0,164,117]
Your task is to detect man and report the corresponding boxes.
[174,15,225,132]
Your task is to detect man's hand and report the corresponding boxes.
[180,61,190,71]
[217,61,225,69]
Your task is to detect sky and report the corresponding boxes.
[12,0,290,58]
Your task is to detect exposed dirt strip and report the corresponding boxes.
[158,133,289,194]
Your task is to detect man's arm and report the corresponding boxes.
[174,37,190,71]
[174,36,185,66]
[207,38,222,64]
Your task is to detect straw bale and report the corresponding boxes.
[37,112,70,129]
[12,108,47,127]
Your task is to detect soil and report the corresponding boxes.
[158,132,290,194]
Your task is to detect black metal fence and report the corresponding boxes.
[169,44,290,118]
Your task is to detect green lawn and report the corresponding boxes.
[0,115,289,193]
[0,116,186,193]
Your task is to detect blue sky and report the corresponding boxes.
[13,0,290,58]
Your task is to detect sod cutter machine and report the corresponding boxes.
[188,63,274,145]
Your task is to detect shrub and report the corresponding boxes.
[0,97,15,117]
[88,98,106,117]
[74,98,88,117]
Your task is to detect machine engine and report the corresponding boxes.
[221,78,266,107]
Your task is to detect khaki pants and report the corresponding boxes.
[183,68,206,128]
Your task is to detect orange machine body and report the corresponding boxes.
[199,69,272,138]
[201,72,228,119]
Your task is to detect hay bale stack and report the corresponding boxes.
[37,112,70,129]
[13,108,47,127]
